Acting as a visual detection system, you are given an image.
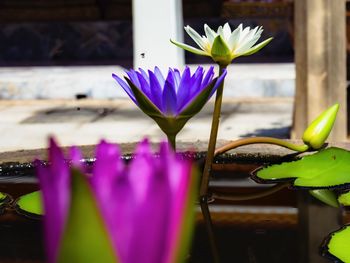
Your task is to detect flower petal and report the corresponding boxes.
[222,23,232,41]
[154,67,165,87]
[136,71,152,99]
[125,78,163,116]
[162,75,178,115]
[138,68,150,82]
[36,137,70,263]
[176,67,192,110]
[184,25,207,50]
[112,74,137,105]
[170,39,209,56]
[204,24,217,45]
[202,66,215,88]
[148,70,164,111]
[126,69,141,87]
[228,24,243,50]
[241,37,273,56]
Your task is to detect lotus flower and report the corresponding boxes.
[35,138,197,263]
[171,23,272,66]
[112,66,226,147]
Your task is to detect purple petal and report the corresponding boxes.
[173,69,181,88]
[148,70,164,111]
[90,140,124,258]
[154,66,165,87]
[138,68,150,82]
[192,66,204,79]
[37,137,70,263]
[162,79,178,115]
[69,146,83,168]
[126,69,141,87]
[125,140,170,263]
[176,67,192,110]
[202,66,215,88]
[188,69,204,100]
[158,142,192,263]
[165,69,176,90]
[136,72,152,99]
[209,69,227,97]
[112,73,137,105]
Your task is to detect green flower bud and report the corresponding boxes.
[211,35,232,66]
[302,103,339,149]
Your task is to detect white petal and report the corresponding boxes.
[184,25,207,50]
[222,23,232,41]
[204,24,217,45]
[217,25,224,36]
[238,26,251,43]
[228,25,242,50]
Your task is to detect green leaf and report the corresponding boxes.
[16,191,43,215]
[211,35,232,66]
[242,37,273,56]
[170,39,209,56]
[256,147,350,188]
[58,169,117,263]
[338,191,350,206]
[309,189,339,207]
[324,225,350,262]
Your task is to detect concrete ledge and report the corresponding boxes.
[0,63,295,99]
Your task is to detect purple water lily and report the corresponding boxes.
[112,66,226,148]
[35,138,197,263]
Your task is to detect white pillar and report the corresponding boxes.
[132,0,185,70]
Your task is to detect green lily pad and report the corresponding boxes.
[255,147,350,188]
[0,192,7,203]
[309,189,339,208]
[322,225,350,262]
[338,191,350,206]
[16,191,43,216]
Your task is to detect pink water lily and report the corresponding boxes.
[35,138,197,263]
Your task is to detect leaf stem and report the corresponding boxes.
[215,137,309,156]
[211,183,290,201]
[200,65,227,198]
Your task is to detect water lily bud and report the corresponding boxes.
[302,103,339,149]
[211,35,232,66]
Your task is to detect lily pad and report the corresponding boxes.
[255,147,350,188]
[0,192,10,214]
[322,225,350,263]
[338,191,350,206]
[309,189,339,208]
[16,191,43,217]
[0,192,7,203]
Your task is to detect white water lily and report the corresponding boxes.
[171,23,272,66]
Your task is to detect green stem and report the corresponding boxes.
[211,183,290,201]
[167,134,176,150]
[215,137,309,156]
[210,137,308,201]
[200,65,227,197]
